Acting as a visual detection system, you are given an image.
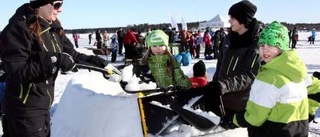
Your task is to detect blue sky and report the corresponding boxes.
[1,0,319,30]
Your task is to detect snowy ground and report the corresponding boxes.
[1,32,320,137]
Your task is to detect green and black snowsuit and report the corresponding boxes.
[307,76,320,121]
[234,50,309,137]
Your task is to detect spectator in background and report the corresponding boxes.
[72,33,79,48]
[189,32,196,58]
[168,27,176,45]
[310,28,316,44]
[291,27,298,49]
[110,36,118,63]
[95,29,103,49]
[288,29,292,47]
[88,32,92,45]
[136,31,146,54]
[212,29,221,59]
[117,28,125,55]
[194,31,201,58]
[178,29,191,53]
[123,28,140,59]
[103,30,110,48]
[203,29,212,58]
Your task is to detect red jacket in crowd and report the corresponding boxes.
[123,30,139,45]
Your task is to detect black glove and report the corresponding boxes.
[206,81,222,95]
[41,52,76,73]
[220,115,237,130]
[313,71,320,79]
[309,114,316,123]
[89,56,107,68]
[119,81,128,90]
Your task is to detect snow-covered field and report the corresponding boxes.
[1,31,320,137]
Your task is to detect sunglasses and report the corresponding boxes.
[50,1,63,10]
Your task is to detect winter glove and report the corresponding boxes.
[206,81,222,95]
[220,115,237,130]
[133,64,152,83]
[119,81,128,90]
[89,56,107,68]
[309,114,316,123]
[313,71,320,79]
[41,52,76,73]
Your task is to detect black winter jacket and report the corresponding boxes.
[0,4,102,117]
[212,19,261,114]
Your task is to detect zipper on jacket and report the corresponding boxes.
[46,89,52,109]
[251,54,258,68]
[40,27,51,35]
[226,56,234,75]
[51,34,61,53]
[232,56,239,71]
[22,84,33,104]
[45,80,52,108]
[19,84,23,99]
[49,40,57,52]
[41,44,49,51]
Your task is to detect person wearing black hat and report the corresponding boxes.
[211,0,262,130]
[0,0,108,136]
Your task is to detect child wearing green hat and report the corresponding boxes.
[139,30,191,88]
[221,21,310,137]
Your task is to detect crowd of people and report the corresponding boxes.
[0,0,319,137]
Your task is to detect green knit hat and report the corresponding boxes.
[258,21,289,51]
[146,30,169,47]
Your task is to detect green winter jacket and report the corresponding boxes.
[307,76,320,116]
[234,50,309,137]
[148,55,191,88]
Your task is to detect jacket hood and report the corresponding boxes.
[9,4,35,24]
[260,50,307,83]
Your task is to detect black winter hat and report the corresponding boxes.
[29,0,62,9]
[193,60,206,77]
[228,0,257,27]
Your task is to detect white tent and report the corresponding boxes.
[198,14,230,31]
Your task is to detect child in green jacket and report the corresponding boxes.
[140,30,191,88]
[308,74,320,122]
[223,21,309,137]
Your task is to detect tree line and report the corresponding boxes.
[49,21,320,34]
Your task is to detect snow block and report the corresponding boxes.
[51,73,143,137]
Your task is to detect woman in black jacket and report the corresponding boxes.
[0,0,107,136]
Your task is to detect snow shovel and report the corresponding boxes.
[75,63,123,79]
[137,89,219,136]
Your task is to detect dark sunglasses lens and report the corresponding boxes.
[53,2,62,9]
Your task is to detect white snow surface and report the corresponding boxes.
[1,32,320,137]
